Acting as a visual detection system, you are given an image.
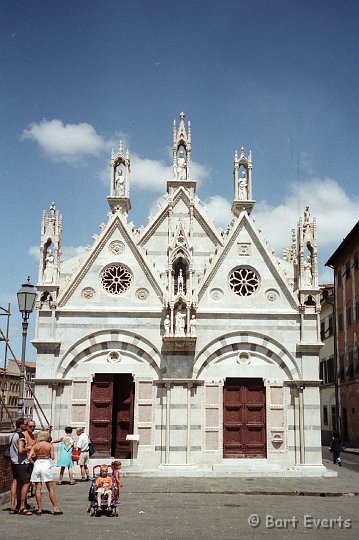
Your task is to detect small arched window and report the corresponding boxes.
[173,260,188,294]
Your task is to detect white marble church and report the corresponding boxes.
[33,113,326,475]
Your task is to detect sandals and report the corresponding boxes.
[53,510,63,515]
[9,509,18,515]
[34,510,42,516]
[56,481,62,485]
[19,509,33,516]
[69,481,76,485]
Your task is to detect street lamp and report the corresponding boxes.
[17,277,37,417]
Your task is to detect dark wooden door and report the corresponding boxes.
[112,374,134,458]
[223,378,266,458]
[90,374,114,456]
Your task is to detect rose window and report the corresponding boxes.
[100,265,132,295]
[229,267,259,296]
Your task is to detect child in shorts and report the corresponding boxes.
[95,465,112,510]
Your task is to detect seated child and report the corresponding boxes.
[95,465,113,509]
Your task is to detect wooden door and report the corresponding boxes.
[112,374,134,458]
[223,378,266,458]
[90,374,114,455]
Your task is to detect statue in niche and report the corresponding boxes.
[177,150,187,181]
[238,170,248,200]
[303,255,313,287]
[177,269,184,293]
[190,314,196,336]
[115,168,125,196]
[304,206,310,225]
[164,314,170,336]
[49,202,56,219]
[43,248,55,283]
[175,306,186,336]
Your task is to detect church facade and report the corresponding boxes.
[33,113,325,475]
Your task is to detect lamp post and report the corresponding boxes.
[17,277,37,417]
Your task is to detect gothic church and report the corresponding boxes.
[33,113,325,475]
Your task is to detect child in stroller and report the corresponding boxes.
[88,464,118,517]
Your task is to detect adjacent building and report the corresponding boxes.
[32,113,325,475]
[326,220,359,443]
[319,284,336,445]
[0,360,36,422]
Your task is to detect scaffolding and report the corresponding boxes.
[0,305,50,430]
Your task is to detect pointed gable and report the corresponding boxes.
[138,186,223,281]
[57,214,164,308]
[198,212,298,310]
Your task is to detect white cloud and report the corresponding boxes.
[130,153,209,192]
[28,245,86,262]
[191,161,210,187]
[200,178,357,283]
[28,246,40,261]
[203,196,232,229]
[61,246,87,260]
[99,166,109,186]
[130,154,172,191]
[254,178,358,256]
[21,119,114,161]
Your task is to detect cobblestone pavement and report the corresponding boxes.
[1,454,358,540]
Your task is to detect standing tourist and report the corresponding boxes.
[329,431,343,466]
[9,417,32,515]
[54,426,76,485]
[24,420,37,453]
[76,427,90,481]
[28,430,63,515]
[24,420,37,508]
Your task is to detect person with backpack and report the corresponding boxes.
[329,430,343,466]
[76,427,91,481]
[9,417,32,515]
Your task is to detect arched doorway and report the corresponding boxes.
[223,378,266,458]
[90,373,135,458]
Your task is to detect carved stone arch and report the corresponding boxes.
[193,330,301,380]
[177,142,187,157]
[40,291,53,303]
[304,294,316,306]
[171,247,191,296]
[42,237,54,274]
[56,329,162,379]
[171,245,191,265]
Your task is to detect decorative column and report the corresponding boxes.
[186,383,193,464]
[165,382,171,464]
[298,384,305,465]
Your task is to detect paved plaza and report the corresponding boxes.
[1,450,358,539]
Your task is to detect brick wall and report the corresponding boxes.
[0,434,13,504]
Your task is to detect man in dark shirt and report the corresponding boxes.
[9,417,32,515]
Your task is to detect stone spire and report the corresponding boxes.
[297,206,320,310]
[107,141,131,214]
[36,202,62,305]
[167,112,196,195]
[231,146,255,216]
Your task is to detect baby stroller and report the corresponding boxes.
[88,465,119,517]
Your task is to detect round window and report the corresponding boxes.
[229,267,259,296]
[100,264,132,295]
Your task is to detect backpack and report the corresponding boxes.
[3,433,16,461]
[88,440,96,456]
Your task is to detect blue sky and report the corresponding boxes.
[1,0,359,362]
